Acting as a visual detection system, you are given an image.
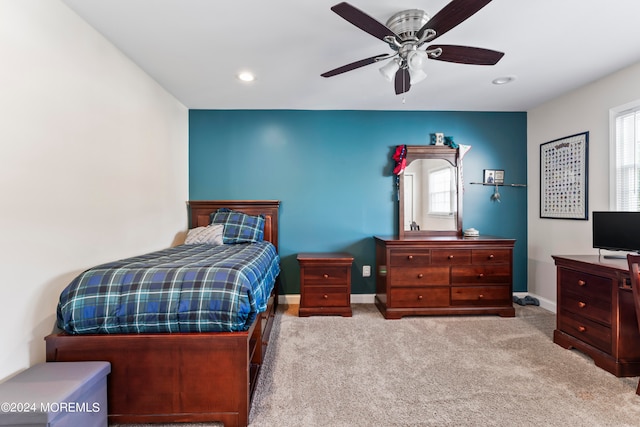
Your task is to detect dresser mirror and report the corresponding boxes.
[398,145,462,238]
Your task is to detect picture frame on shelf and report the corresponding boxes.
[483,169,504,184]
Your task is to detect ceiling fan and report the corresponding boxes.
[321,0,504,95]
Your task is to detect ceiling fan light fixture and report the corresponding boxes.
[409,68,427,85]
[379,59,400,82]
[407,50,428,71]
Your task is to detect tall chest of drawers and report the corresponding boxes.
[374,236,516,319]
[552,255,640,377]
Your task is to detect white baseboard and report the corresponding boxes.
[281,293,557,313]
[513,291,556,313]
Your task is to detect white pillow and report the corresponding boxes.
[185,224,224,246]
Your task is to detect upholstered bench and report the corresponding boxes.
[0,361,110,427]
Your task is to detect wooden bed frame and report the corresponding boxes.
[45,200,280,427]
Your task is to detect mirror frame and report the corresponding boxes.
[398,145,463,239]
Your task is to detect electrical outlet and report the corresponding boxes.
[362,265,371,277]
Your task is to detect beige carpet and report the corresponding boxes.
[113,304,640,427]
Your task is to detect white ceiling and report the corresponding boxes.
[60,0,640,111]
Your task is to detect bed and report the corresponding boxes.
[45,200,281,427]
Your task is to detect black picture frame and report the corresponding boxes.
[540,131,589,220]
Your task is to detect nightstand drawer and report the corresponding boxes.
[390,266,449,286]
[451,285,511,305]
[451,265,511,284]
[389,250,430,267]
[302,286,349,307]
[389,287,449,308]
[302,266,350,284]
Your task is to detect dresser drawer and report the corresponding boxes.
[302,286,349,307]
[451,265,511,284]
[558,311,612,353]
[389,287,450,308]
[431,249,471,265]
[561,289,611,326]
[559,268,611,301]
[390,266,449,286]
[472,249,511,264]
[451,285,511,305]
[389,250,430,267]
[301,266,349,284]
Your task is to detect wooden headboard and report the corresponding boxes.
[187,200,280,251]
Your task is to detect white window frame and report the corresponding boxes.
[610,99,640,210]
[428,167,455,216]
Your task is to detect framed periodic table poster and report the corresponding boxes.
[540,131,589,220]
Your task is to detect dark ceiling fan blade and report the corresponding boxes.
[331,2,398,42]
[428,45,504,65]
[394,68,411,95]
[321,54,390,77]
[417,0,492,41]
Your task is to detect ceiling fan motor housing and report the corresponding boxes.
[385,9,430,42]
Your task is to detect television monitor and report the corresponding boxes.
[592,211,640,257]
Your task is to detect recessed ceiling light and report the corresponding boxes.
[237,71,255,82]
[492,76,515,85]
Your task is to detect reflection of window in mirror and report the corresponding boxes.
[428,167,455,215]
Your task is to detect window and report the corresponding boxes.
[612,102,640,211]
[429,167,455,215]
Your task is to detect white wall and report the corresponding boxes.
[527,62,640,311]
[0,1,188,381]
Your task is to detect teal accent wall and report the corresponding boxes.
[189,110,527,295]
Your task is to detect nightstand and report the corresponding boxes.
[297,252,354,317]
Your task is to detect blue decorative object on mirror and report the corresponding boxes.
[444,136,458,148]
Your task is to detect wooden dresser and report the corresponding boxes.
[297,253,354,317]
[552,255,640,377]
[374,236,516,319]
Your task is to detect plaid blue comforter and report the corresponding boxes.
[56,242,280,334]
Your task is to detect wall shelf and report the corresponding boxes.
[470,182,527,187]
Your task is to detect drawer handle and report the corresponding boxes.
[488,254,494,260]
[407,255,414,260]
[478,294,484,299]
[578,301,586,308]
[417,273,424,279]
[417,295,423,300]
[477,273,484,279]
[578,326,586,333]
[323,294,328,299]
[323,274,329,279]
[578,280,586,286]
[448,255,454,260]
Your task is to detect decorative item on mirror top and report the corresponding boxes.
[430,133,459,148]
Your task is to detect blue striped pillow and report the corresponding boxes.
[210,208,265,243]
